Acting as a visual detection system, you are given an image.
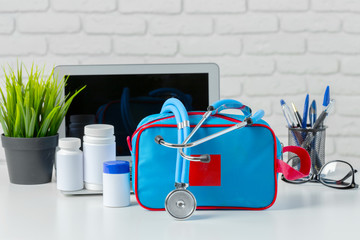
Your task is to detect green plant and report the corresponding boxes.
[0,63,85,138]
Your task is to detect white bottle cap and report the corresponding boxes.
[84,124,114,137]
[59,137,81,149]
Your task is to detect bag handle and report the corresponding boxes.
[276,146,311,181]
[210,99,252,117]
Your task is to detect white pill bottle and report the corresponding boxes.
[83,124,116,190]
[56,138,83,191]
[103,160,130,207]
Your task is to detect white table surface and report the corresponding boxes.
[0,162,359,240]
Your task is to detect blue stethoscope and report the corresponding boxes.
[155,98,264,220]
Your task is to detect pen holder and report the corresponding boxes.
[288,127,326,175]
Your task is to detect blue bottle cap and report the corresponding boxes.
[103,161,129,174]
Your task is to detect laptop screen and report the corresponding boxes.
[65,73,209,156]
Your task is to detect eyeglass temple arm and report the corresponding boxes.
[338,169,359,188]
[320,170,358,187]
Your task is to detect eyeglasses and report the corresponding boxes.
[281,159,359,189]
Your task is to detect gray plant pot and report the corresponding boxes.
[1,134,59,185]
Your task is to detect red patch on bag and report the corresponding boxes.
[189,155,221,186]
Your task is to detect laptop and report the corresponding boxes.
[54,63,220,162]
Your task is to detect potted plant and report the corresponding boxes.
[0,63,85,184]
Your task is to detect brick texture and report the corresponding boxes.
[342,57,360,75]
[0,0,48,12]
[308,35,360,54]
[0,0,359,166]
[114,37,178,56]
[244,76,307,96]
[49,36,111,55]
[150,16,213,36]
[336,97,360,116]
[18,14,81,33]
[281,14,341,32]
[0,16,14,34]
[249,0,309,12]
[185,0,246,13]
[216,15,278,34]
[313,0,360,12]
[307,77,360,95]
[0,36,47,55]
[119,0,181,13]
[180,37,241,56]
[219,57,275,76]
[343,15,360,33]
[337,138,360,157]
[52,0,116,12]
[277,56,339,74]
[244,35,305,54]
[220,77,243,97]
[83,15,146,34]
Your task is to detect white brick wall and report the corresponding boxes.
[52,0,116,12]
[17,14,81,33]
[180,37,241,56]
[243,35,305,54]
[308,35,360,54]
[0,36,47,56]
[83,15,146,34]
[277,56,339,74]
[113,37,178,56]
[0,0,360,168]
[0,16,14,33]
[149,16,213,36]
[0,0,48,12]
[120,0,181,14]
[185,0,246,13]
[281,14,341,32]
[249,0,309,12]
[216,15,278,34]
[343,15,360,33]
[313,0,360,12]
[49,36,111,55]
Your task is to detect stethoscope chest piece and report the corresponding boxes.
[165,188,197,220]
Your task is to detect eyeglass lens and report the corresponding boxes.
[319,162,353,188]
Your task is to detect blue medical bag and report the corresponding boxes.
[128,99,310,211]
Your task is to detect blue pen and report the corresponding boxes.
[309,100,317,128]
[301,94,309,129]
[322,86,330,110]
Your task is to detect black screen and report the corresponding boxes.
[65,73,209,156]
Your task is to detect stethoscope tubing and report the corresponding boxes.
[160,104,186,184]
[156,109,264,162]
[165,99,191,183]
[160,99,191,184]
